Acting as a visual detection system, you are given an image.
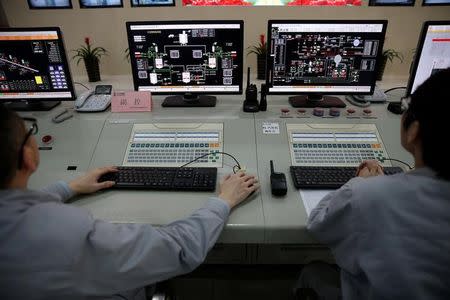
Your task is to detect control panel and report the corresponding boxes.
[287,123,392,167]
[124,123,223,167]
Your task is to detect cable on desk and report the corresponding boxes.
[381,158,414,170]
[383,86,406,94]
[345,95,371,108]
[180,151,242,173]
[74,82,90,90]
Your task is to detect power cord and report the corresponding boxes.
[381,158,414,170]
[383,86,406,94]
[74,82,90,90]
[180,151,242,173]
[345,95,371,107]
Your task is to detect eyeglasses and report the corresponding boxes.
[18,117,38,169]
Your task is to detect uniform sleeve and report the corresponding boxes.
[40,181,75,202]
[306,178,362,274]
[74,197,230,296]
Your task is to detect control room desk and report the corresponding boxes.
[24,76,411,263]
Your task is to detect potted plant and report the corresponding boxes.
[247,34,267,80]
[377,49,404,81]
[72,37,108,82]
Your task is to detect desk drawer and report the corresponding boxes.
[257,244,334,264]
[205,244,248,264]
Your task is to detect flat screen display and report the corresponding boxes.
[369,0,414,6]
[266,20,388,96]
[0,28,75,102]
[131,0,175,6]
[28,0,72,9]
[406,21,450,95]
[126,21,244,95]
[79,0,123,7]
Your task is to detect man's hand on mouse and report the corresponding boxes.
[69,166,117,195]
[356,160,384,178]
[218,171,260,209]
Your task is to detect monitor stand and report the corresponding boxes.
[4,100,61,111]
[162,93,217,107]
[288,94,346,108]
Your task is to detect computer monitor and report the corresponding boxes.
[79,0,123,7]
[368,0,415,6]
[266,20,388,108]
[28,0,73,9]
[0,27,75,111]
[422,0,450,5]
[126,20,244,107]
[406,21,450,96]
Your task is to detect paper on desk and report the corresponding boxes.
[299,190,333,216]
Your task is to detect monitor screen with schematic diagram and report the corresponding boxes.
[266,20,388,108]
[124,123,224,168]
[126,21,244,107]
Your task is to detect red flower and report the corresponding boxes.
[84,37,90,46]
[260,34,265,47]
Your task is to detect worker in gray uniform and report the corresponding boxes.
[0,105,259,300]
[296,68,450,300]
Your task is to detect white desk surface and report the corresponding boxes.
[25,75,411,244]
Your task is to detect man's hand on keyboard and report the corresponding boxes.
[218,171,260,209]
[69,166,118,195]
[356,160,384,178]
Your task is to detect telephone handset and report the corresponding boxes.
[75,84,113,112]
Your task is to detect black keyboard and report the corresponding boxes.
[290,166,404,189]
[100,166,217,191]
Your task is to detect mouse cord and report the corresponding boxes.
[180,151,241,173]
[381,158,414,170]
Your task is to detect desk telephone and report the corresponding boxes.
[75,85,113,112]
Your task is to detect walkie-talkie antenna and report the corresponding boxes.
[270,160,275,174]
[247,67,250,88]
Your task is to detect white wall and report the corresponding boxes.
[2,0,450,78]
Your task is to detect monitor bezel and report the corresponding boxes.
[79,0,123,8]
[406,20,450,96]
[27,0,73,9]
[265,19,388,96]
[126,20,244,96]
[130,0,175,7]
[0,26,76,102]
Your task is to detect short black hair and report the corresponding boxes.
[0,105,25,189]
[404,68,450,180]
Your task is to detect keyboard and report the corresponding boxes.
[290,166,404,189]
[99,166,217,191]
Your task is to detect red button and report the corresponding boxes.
[41,135,53,145]
[363,109,372,114]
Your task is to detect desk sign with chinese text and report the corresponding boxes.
[111,91,152,112]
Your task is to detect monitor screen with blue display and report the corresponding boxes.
[369,0,414,6]
[79,0,123,7]
[28,0,72,9]
[0,27,75,111]
[131,0,174,6]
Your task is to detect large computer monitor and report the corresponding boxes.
[126,20,244,107]
[406,21,450,96]
[0,27,75,111]
[266,20,388,108]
